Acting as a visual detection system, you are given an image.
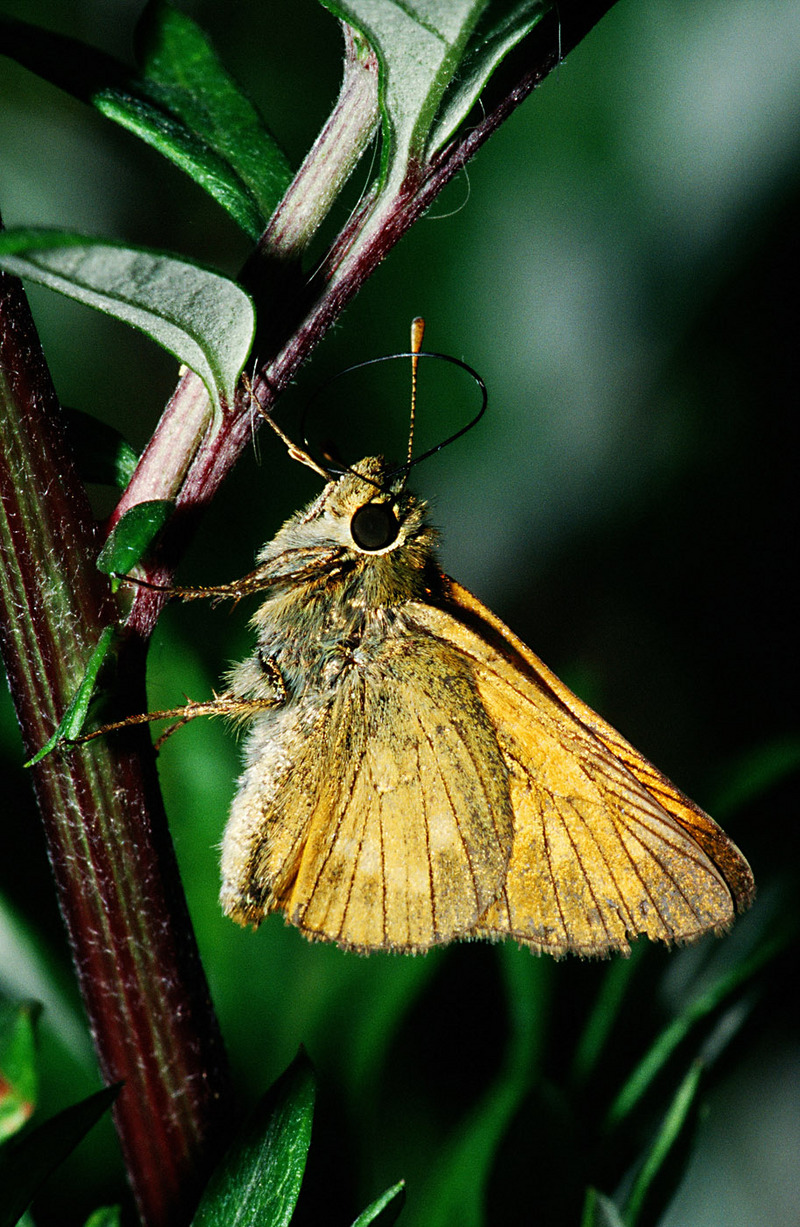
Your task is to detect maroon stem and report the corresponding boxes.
[0,269,231,1225]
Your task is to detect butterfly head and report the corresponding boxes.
[255,456,439,611]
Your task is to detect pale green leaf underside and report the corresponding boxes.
[427,0,551,153]
[319,0,490,185]
[0,230,255,411]
[318,0,549,188]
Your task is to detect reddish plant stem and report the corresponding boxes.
[0,268,231,1225]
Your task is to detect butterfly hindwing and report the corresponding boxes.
[408,579,754,956]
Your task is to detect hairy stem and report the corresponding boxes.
[0,266,232,1226]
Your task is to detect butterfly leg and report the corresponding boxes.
[68,691,282,752]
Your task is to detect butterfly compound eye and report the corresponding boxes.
[350,502,399,552]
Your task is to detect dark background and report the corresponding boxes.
[2,1,799,1224]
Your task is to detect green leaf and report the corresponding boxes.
[95,501,174,576]
[25,626,117,766]
[427,0,550,154]
[192,1050,315,1227]
[83,1208,122,1227]
[61,408,139,490]
[0,10,292,238]
[0,1003,38,1143]
[319,0,548,188]
[622,1061,703,1227]
[606,927,791,1128]
[0,897,95,1075]
[711,734,800,819]
[132,0,293,227]
[580,1189,627,1227]
[350,1180,405,1227]
[0,1085,119,1227]
[0,230,255,412]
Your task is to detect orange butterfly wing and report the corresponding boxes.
[223,634,514,952]
[408,579,755,957]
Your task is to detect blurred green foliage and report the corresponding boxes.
[1,0,799,1224]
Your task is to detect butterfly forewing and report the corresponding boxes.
[223,634,514,952]
[408,580,754,956]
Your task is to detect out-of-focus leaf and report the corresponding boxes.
[0,898,94,1075]
[61,408,139,490]
[581,1187,625,1227]
[191,1050,315,1227]
[606,927,792,1127]
[0,9,291,238]
[95,500,174,577]
[572,941,648,1087]
[83,1207,122,1227]
[581,1188,627,1227]
[0,230,255,412]
[24,627,116,766]
[622,1061,703,1227]
[0,1085,119,1227]
[0,1002,38,1142]
[350,1180,405,1227]
[711,734,800,819]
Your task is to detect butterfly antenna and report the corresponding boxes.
[407,316,425,468]
[241,373,331,480]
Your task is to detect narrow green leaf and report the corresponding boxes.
[0,1085,119,1227]
[133,0,293,224]
[0,11,292,237]
[606,928,791,1127]
[61,408,139,490]
[319,0,491,187]
[192,1050,315,1227]
[622,1061,703,1227]
[95,501,174,576]
[0,230,255,411]
[580,1188,627,1227]
[0,1003,38,1143]
[351,1180,405,1227]
[24,626,116,766]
